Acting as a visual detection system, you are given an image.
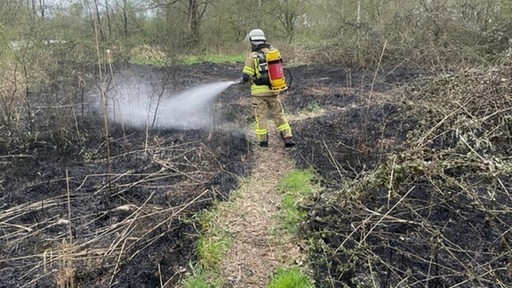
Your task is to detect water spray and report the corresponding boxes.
[92,76,239,130]
[231,78,243,85]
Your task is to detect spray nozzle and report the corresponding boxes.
[232,78,243,85]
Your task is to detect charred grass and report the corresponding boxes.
[0,63,252,287]
[1,59,511,287]
[0,122,251,287]
[289,60,512,287]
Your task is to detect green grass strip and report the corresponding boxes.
[278,169,316,234]
[268,267,315,288]
[130,53,243,67]
[269,169,317,287]
[179,202,234,287]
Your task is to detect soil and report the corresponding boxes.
[1,61,510,287]
[216,136,303,287]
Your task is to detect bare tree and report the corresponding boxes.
[38,0,45,18]
[148,0,210,46]
[93,0,104,41]
[269,0,308,42]
[185,0,208,45]
[105,0,112,38]
[122,0,128,37]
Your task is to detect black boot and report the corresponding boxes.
[283,137,295,147]
[259,133,269,147]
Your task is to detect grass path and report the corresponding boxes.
[215,134,304,287]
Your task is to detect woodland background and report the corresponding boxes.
[2,0,512,141]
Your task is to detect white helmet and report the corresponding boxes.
[246,29,266,42]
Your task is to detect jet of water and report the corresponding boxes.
[149,81,235,129]
[95,78,236,130]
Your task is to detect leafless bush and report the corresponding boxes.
[0,40,92,157]
[306,6,511,69]
[0,129,245,286]
[305,59,512,287]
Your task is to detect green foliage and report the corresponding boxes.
[129,54,170,67]
[0,24,9,61]
[306,101,320,112]
[278,169,316,233]
[196,232,230,269]
[2,0,509,69]
[129,48,243,66]
[179,208,229,287]
[279,169,315,196]
[195,210,231,270]
[268,267,314,288]
[183,54,244,64]
[180,266,216,288]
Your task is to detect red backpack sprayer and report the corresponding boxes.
[232,49,292,91]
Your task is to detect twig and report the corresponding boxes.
[66,169,73,245]
[158,263,164,288]
[359,186,415,245]
[0,154,33,159]
[388,155,397,209]
[415,108,462,148]
[322,139,348,180]
[0,221,33,232]
[369,40,388,102]
[104,191,156,256]
[108,237,129,286]
[126,189,211,262]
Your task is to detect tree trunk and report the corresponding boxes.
[105,0,112,39]
[187,0,207,46]
[31,0,36,15]
[93,0,104,41]
[38,0,45,18]
[123,0,128,37]
[188,0,200,45]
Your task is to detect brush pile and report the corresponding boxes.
[0,63,253,287]
[0,120,250,287]
[296,59,512,286]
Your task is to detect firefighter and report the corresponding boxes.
[241,29,295,148]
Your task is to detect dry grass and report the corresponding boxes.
[304,60,512,287]
[216,132,304,287]
[0,138,227,287]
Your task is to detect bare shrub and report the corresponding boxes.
[307,3,511,69]
[304,59,512,287]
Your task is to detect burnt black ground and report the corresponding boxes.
[0,63,252,288]
[287,65,512,287]
[1,62,510,287]
[0,62,417,287]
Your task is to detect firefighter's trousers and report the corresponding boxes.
[252,95,292,142]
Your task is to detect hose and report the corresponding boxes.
[284,68,293,90]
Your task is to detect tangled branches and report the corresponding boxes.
[0,127,250,287]
[305,64,512,287]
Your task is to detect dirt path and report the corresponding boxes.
[216,133,303,287]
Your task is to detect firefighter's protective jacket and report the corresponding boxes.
[242,45,278,96]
